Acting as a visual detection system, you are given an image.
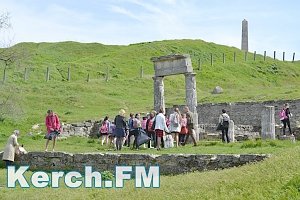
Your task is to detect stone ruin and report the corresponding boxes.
[0,151,269,175]
[151,54,199,140]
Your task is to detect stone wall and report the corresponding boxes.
[167,99,300,135]
[59,100,300,140]
[0,152,269,175]
[60,120,100,137]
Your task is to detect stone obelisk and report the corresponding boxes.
[241,19,248,52]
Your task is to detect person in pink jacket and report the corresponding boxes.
[45,110,61,152]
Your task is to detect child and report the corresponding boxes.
[100,116,109,145]
[179,113,188,145]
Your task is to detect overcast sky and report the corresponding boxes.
[0,0,299,60]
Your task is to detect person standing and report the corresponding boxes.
[169,108,181,147]
[279,103,292,136]
[219,109,230,143]
[2,130,20,167]
[114,109,128,151]
[183,106,197,146]
[146,111,156,148]
[126,113,135,147]
[132,113,142,150]
[179,113,188,145]
[45,110,61,152]
[154,108,169,150]
[99,116,110,145]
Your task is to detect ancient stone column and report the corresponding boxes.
[185,72,199,140]
[153,76,165,112]
[228,120,235,142]
[241,19,248,52]
[261,106,275,140]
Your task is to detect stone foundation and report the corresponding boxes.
[0,152,269,175]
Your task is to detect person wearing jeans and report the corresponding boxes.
[219,109,230,143]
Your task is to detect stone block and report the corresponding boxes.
[151,54,193,77]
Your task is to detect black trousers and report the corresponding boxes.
[127,130,135,147]
[222,127,230,143]
[282,119,292,135]
[128,129,140,149]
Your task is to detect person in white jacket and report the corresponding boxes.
[2,130,20,167]
[154,108,169,150]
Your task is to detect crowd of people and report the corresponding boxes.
[95,106,198,151]
[2,103,295,166]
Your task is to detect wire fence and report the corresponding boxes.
[0,51,297,84]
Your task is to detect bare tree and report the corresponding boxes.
[0,12,24,121]
[0,86,24,121]
[0,12,16,68]
[0,12,11,29]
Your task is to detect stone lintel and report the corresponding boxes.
[151,54,193,77]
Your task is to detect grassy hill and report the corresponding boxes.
[0,39,300,134]
[1,39,300,199]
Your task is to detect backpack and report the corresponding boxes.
[100,121,108,133]
[279,109,286,120]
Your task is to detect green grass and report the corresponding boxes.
[1,142,300,199]
[1,39,300,199]
[0,136,296,155]
[0,39,300,135]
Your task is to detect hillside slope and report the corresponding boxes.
[0,39,299,133]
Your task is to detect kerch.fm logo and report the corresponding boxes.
[5,165,160,188]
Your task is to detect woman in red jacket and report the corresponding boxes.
[45,110,61,152]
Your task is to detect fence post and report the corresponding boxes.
[140,66,144,78]
[274,51,276,60]
[198,58,201,70]
[2,68,6,83]
[254,51,256,61]
[67,67,71,81]
[264,51,266,61]
[106,66,109,82]
[24,67,28,81]
[292,53,295,62]
[46,67,50,81]
[210,53,213,66]
[244,51,247,61]
[283,52,285,61]
[87,73,90,82]
[223,53,225,64]
[234,52,236,62]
